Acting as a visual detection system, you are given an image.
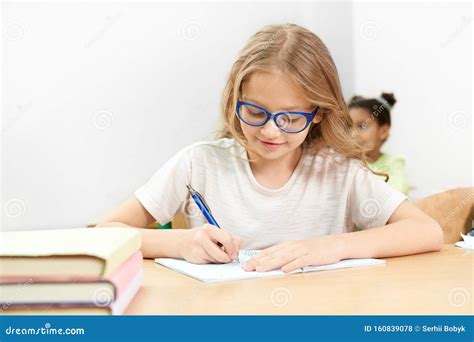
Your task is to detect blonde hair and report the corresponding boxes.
[217,23,387,180]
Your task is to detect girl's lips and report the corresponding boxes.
[258,139,286,150]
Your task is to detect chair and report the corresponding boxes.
[414,187,473,243]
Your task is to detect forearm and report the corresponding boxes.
[95,221,185,259]
[337,218,444,260]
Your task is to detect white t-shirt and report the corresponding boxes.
[135,138,407,250]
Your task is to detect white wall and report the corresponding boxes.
[3,2,472,232]
[2,2,354,231]
[353,2,472,199]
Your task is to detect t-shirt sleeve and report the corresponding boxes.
[134,147,192,225]
[349,162,407,229]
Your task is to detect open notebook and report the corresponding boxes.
[155,249,385,283]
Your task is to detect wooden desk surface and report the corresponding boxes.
[126,245,473,315]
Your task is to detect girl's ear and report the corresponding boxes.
[379,124,390,141]
[312,111,323,124]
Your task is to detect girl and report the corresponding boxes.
[97,24,442,273]
[348,93,411,195]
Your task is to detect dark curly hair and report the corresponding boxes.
[348,92,396,127]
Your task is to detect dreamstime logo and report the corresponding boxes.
[1,278,34,312]
[447,111,469,131]
[85,12,122,48]
[270,287,292,307]
[359,198,381,220]
[183,197,201,219]
[441,16,473,48]
[4,198,26,218]
[351,103,385,139]
[92,110,113,130]
[276,112,293,131]
[4,22,25,41]
[439,192,474,228]
[263,23,290,49]
[448,287,470,307]
[181,21,202,41]
[359,21,380,41]
[93,287,114,307]
[3,100,33,133]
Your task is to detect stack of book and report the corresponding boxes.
[0,227,143,315]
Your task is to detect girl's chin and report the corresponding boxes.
[254,145,289,160]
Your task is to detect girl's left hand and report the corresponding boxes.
[243,235,345,273]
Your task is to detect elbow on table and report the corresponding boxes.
[426,218,444,252]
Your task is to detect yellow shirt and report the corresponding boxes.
[369,153,411,195]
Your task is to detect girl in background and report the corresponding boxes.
[348,93,411,195]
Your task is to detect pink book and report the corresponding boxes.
[110,268,143,315]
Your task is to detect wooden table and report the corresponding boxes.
[126,245,473,315]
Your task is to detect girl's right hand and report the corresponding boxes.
[178,224,241,264]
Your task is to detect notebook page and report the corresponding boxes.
[155,258,300,283]
[156,250,385,283]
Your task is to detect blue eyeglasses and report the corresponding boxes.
[236,100,320,134]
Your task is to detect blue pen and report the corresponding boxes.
[186,184,221,228]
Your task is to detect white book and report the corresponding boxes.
[155,249,385,283]
[455,233,474,250]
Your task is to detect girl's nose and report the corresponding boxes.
[260,119,281,139]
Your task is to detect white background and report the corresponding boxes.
[2,1,472,231]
